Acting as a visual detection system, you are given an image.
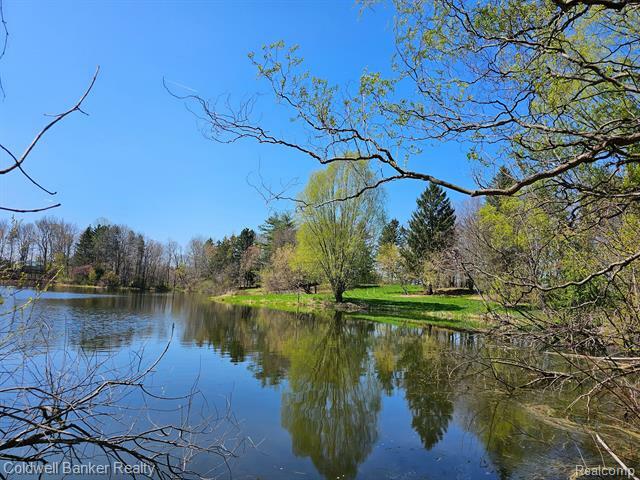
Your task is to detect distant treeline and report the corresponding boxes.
[0,174,469,294]
[0,213,303,291]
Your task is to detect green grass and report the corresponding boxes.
[213,284,506,331]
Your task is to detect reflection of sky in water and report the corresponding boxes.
[2,286,120,300]
[0,288,629,480]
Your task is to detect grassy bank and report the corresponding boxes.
[213,284,504,331]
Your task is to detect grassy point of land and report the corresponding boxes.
[213,284,504,331]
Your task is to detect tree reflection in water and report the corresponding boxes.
[397,334,453,450]
[177,301,606,479]
[281,313,381,480]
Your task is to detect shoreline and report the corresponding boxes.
[211,284,498,332]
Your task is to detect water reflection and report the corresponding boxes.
[398,335,453,450]
[11,288,636,480]
[281,315,381,479]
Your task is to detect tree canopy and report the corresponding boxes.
[406,183,456,262]
[378,219,404,248]
[296,161,384,302]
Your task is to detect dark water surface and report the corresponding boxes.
[1,288,629,479]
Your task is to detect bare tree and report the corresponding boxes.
[166,240,183,289]
[51,220,77,273]
[16,222,34,265]
[34,217,55,270]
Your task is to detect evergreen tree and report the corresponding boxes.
[208,237,234,277]
[234,228,257,285]
[91,224,111,266]
[406,183,456,262]
[378,219,404,248]
[73,227,95,266]
[235,228,256,257]
[259,212,296,263]
[486,166,514,209]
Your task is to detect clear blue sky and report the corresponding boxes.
[1,0,476,245]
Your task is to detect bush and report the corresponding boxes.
[262,245,307,292]
[69,265,93,284]
[99,270,120,288]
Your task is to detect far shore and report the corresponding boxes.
[211,284,515,332]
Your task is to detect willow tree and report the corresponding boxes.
[296,161,384,302]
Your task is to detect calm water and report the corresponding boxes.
[1,288,631,479]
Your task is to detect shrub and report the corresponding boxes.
[69,265,93,284]
[262,245,308,292]
[99,270,120,288]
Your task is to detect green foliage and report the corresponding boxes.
[235,228,256,256]
[215,284,504,331]
[476,191,613,309]
[376,243,412,291]
[258,211,296,264]
[281,318,380,479]
[73,227,95,266]
[486,167,515,209]
[202,229,260,289]
[88,266,103,285]
[398,336,453,449]
[295,161,385,301]
[378,218,404,248]
[99,270,121,288]
[405,183,456,267]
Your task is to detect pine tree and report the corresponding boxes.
[486,166,514,209]
[235,228,256,256]
[73,227,95,266]
[258,212,296,263]
[406,183,456,262]
[378,219,404,248]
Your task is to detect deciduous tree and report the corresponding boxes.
[296,162,384,302]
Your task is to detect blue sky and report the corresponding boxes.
[1,0,476,245]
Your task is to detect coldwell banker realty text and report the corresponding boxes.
[3,461,155,477]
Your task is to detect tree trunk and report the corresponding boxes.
[332,280,345,302]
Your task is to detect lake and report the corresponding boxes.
[1,288,633,479]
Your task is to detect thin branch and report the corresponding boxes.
[0,66,100,175]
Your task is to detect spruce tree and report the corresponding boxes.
[378,219,404,248]
[73,227,95,266]
[406,183,456,262]
[235,228,256,256]
[486,166,514,209]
